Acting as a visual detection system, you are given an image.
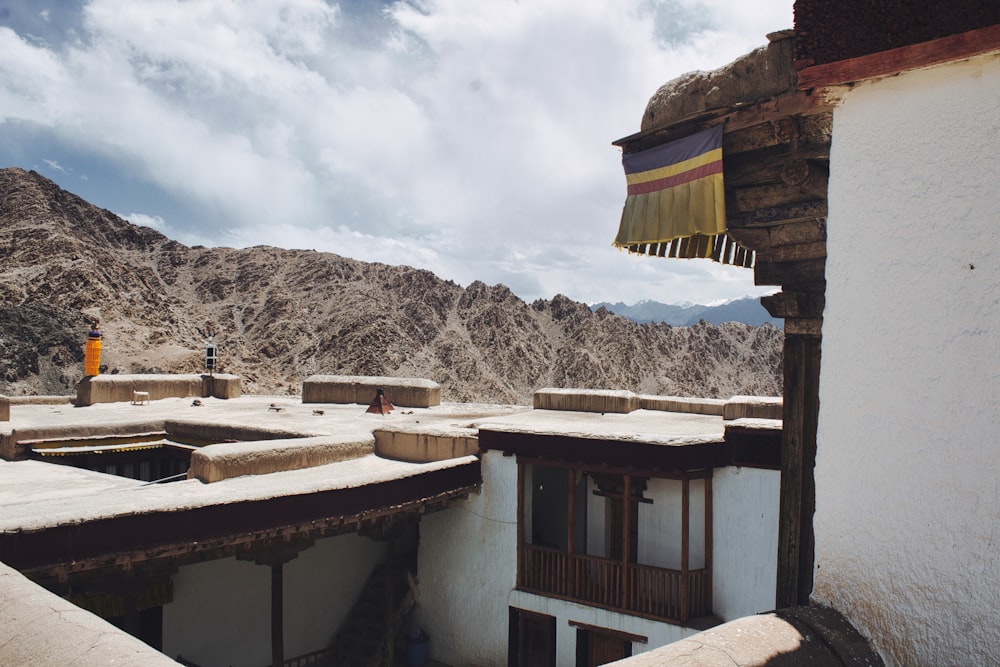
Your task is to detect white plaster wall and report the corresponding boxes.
[815,52,1000,667]
[163,556,270,667]
[284,533,383,658]
[508,590,693,667]
[711,466,779,621]
[637,478,705,570]
[417,457,723,667]
[586,476,605,556]
[415,451,518,667]
[162,534,382,665]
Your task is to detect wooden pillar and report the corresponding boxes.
[776,332,821,608]
[236,539,312,667]
[621,475,631,610]
[271,563,284,667]
[704,475,713,613]
[567,468,576,557]
[517,462,525,588]
[680,477,690,622]
[385,540,395,667]
[567,468,576,599]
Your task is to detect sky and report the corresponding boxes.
[0,0,792,306]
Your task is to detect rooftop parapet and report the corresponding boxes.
[0,561,179,666]
[188,433,374,483]
[610,605,883,666]
[639,394,726,416]
[75,373,241,406]
[533,388,638,413]
[723,395,783,421]
[533,389,780,419]
[374,425,479,463]
[302,375,441,408]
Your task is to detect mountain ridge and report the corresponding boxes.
[0,167,782,403]
[591,298,782,327]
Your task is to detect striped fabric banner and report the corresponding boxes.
[614,125,747,265]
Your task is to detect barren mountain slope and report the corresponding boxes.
[0,168,782,403]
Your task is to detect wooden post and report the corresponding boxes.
[385,540,394,667]
[271,563,283,667]
[621,475,631,610]
[681,477,690,622]
[517,462,525,588]
[567,468,576,599]
[775,332,821,608]
[704,475,713,615]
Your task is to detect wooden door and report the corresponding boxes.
[576,628,631,667]
[509,608,555,667]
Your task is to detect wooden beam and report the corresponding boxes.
[724,146,830,187]
[735,182,820,212]
[723,89,839,135]
[784,318,823,337]
[723,161,787,189]
[733,200,827,229]
[724,123,786,154]
[760,292,826,320]
[236,537,313,567]
[514,455,712,481]
[781,160,828,199]
[725,227,770,250]
[591,489,654,504]
[754,259,826,287]
[768,219,826,247]
[761,241,827,263]
[11,471,481,579]
[728,221,827,260]
[481,431,731,473]
[797,23,1000,89]
[614,89,837,152]
[568,620,648,645]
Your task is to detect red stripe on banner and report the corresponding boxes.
[626,161,722,196]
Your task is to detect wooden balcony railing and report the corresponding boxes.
[520,544,710,623]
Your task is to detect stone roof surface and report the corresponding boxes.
[0,561,179,666]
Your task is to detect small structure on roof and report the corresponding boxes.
[365,387,395,415]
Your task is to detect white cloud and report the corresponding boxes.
[124,212,166,231]
[42,158,65,172]
[0,0,792,304]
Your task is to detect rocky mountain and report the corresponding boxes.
[0,168,783,404]
[592,298,782,327]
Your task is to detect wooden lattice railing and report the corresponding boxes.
[520,544,710,623]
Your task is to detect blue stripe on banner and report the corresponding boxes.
[622,124,723,174]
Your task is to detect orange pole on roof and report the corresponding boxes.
[84,325,102,376]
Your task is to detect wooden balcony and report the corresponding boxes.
[520,544,710,624]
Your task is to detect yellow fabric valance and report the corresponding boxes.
[613,125,754,268]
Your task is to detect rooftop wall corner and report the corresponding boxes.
[532,388,638,413]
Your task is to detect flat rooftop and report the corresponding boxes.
[0,393,739,576]
[0,394,523,437]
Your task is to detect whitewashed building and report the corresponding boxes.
[416,395,782,666]
[607,3,1000,665]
